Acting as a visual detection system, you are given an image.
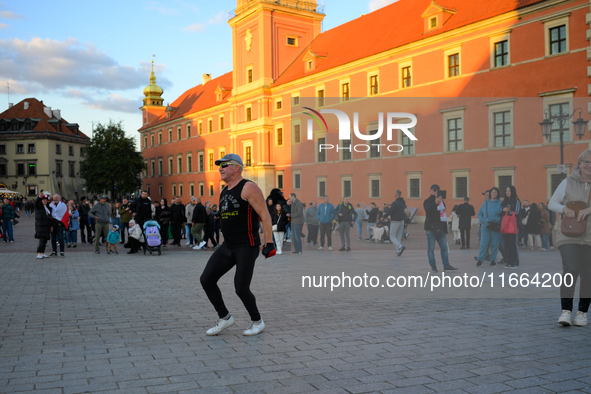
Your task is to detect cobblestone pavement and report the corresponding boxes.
[1,216,589,393]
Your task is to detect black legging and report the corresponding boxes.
[200,243,260,321]
[37,237,49,254]
[559,244,591,312]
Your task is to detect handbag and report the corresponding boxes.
[521,213,529,226]
[272,224,278,231]
[561,201,588,237]
[485,200,500,232]
[430,222,445,237]
[501,212,518,234]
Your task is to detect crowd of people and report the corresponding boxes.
[4,148,591,330]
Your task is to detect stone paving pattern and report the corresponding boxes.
[1,216,590,393]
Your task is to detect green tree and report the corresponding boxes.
[80,120,145,200]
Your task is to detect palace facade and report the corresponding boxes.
[139,0,591,217]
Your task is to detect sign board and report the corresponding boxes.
[557,164,566,174]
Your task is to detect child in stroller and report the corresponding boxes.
[370,218,392,243]
[143,220,162,255]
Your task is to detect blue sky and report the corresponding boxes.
[0,0,397,144]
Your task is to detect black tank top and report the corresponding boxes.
[219,179,260,248]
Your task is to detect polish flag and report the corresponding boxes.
[51,201,70,229]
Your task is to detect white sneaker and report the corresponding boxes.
[558,310,571,326]
[36,254,44,259]
[206,316,235,336]
[198,241,206,249]
[192,244,202,250]
[328,246,333,251]
[318,246,324,250]
[574,311,588,327]
[243,319,265,336]
[42,254,49,258]
[276,251,282,255]
[185,241,191,245]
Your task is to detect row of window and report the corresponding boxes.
[143,117,226,149]
[145,147,251,177]
[286,171,565,201]
[145,181,225,200]
[305,101,571,163]
[0,143,85,157]
[0,121,36,131]
[291,21,568,102]
[0,160,78,177]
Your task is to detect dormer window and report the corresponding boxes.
[308,61,313,70]
[430,17,437,29]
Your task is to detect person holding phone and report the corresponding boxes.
[423,184,458,273]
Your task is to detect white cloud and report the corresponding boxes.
[183,23,205,32]
[84,93,141,114]
[146,2,178,15]
[0,10,25,19]
[369,0,398,12]
[0,37,171,91]
[208,11,225,25]
[0,22,8,29]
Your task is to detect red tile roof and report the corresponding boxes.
[0,97,90,139]
[139,71,233,131]
[274,0,546,86]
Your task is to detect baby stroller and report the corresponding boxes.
[143,220,162,255]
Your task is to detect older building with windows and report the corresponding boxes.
[140,0,591,218]
[0,98,91,200]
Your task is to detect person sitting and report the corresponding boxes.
[124,219,144,254]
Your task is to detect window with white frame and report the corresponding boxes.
[246,65,253,84]
[293,170,301,189]
[368,72,379,96]
[245,105,252,122]
[443,46,461,78]
[399,59,413,89]
[486,98,514,148]
[168,129,172,142]
[489,32,511,69]
[198,151,204,172]
[441,107,465,152]
[292,122,301,144]
[276,126,283,146]
[177,156,182,174]
[292,93,300,106]
[198,121,203,135]
[275,99,282,111]
[317,136,327,163]
[158,184,163,196]
[219,115,224,130]
[187,154,192,173]
[209,182,214,197]
[168,157,173,175]
[400,125,415,156]
[494,167,515,198]
[158,158,163,175]
[340,80,350,101]
[369,174,381,199]
[243,142,253,166]
[341,139,352,161]
[286,35,298,47]
[172,184,177,197]
[406,171,422,199]
[316,87,325,107]
[179,183,183,197]
[186,124,191,138]
[341,176,352,198]
[452,170,470,199]
[199,182,204,197]
[177,126,181,140]
[208,151,214,171]
[544,15,569,56]
[317,176,327,198]
[276,171,284,189]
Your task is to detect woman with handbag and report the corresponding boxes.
[549,149,591,327]
[476,187,503,267]
[271,203,289,254]
[525,203,542,250]
[501,185,521,268]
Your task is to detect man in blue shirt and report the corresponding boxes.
[316,196,336,251]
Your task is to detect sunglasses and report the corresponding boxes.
[220,162,232,168]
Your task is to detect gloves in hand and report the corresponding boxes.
[262,242,276,258]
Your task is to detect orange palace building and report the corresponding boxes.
[140,0,591,219]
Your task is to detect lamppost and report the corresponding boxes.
[539,107,589,166]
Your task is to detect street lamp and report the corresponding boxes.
[539,107,589,165]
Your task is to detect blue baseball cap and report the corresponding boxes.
[215,153,244,167]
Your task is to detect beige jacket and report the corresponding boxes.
[550,166,591,248]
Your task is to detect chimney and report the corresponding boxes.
[53,109,61,120]
[8,103,13,108]
[24,101,29,110]
[202,73,211,85]
[44,106,52,118]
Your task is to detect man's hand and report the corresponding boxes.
[262,243,276,258]
[435,196,443,205]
